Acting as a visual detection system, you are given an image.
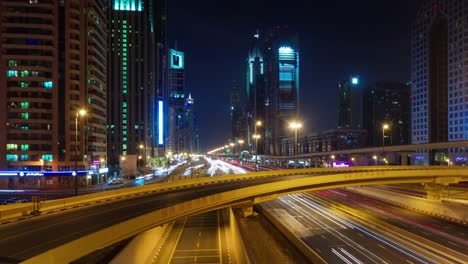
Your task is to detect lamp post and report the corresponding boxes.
[373,155,378,166]
[382,123,389,155]
[289,121,303,169]
[254,121,262,154]
[331,155,335,167]
[252,134,261,170]
[74,109,86,196]
[238,139,244,154]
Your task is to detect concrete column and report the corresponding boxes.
[424,183,445,200]
[399,152,410,165]
[241,204,256,217]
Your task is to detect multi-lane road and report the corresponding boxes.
[154,210,231,264]
[261,189,468,263]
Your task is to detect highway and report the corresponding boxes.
[0,159,292,262]
[260,190,468,263]
[0,166,463,262]
[154,210,230,263]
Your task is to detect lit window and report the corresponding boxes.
[20,102,29,109]
[21,82,29,88]
[43,81,53,89]
[21,155,28,161]
[8,60,17,66]
[21,113,29,119]
[6,144,18,150]
[21,144,29,151]
[42,154,52,162]
[20,70,29,77]
[6,154,18,161]
[7,70,17,77]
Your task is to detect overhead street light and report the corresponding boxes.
[74,109,86,196]
[289,121,303,169]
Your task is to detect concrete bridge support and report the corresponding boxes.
[399,152,411,165]
[424,183,446,200]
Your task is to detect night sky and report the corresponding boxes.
[167,0,418,152]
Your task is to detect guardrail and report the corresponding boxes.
[1,166,465,222]
[22,168,468,263]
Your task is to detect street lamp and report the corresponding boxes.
[382,123,389,155]
[252,134,261,170]
[383,158,388,165]
[238,139,244,154]
[289,121,303,169]
[254,121,262,153]
[74,109,86,196]
[373,155,378,165]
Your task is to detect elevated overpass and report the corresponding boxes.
[214,140,468,164]
[0,166,466,263]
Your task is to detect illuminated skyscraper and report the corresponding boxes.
[0,0,107,176]
[246,32,266,153]
[108,0,161,174]
[230,84,242,142]
[167,48,186,153]
[263,26,300,155]
[411,0,467,164]
[338,76,362,129]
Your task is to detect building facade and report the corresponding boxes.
[230,84,242,142]
[338,76,361,128]
[167,48,186,154]
[264,27,300,156]
[411,0,467,164]
[363,82,411,147]
[281,128,368,156]
[108,0,162,175]
[1,0,107,173]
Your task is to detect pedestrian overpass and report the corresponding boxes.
[11,166,467,263]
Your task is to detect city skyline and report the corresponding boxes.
[167,0,418,151]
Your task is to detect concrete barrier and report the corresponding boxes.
[228,207,250,264]
[257,205,327,264]
[109,224,170,264]
[346,186,468,224]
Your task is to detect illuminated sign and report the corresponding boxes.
[170,49,184,69]
[332,161,353,167]
[158,100,164,145]
[99,168,109,174]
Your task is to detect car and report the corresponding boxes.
[112,178,124,184]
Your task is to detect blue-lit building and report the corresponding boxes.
[167,48,187,154]
[263,26,300,155]
[108,0,165,175]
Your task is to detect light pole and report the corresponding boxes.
[254,121,262,153]
[373,155,378,166]
[331,155,335,167]
[238,139,244,154]
[252,134,261,170]
[75,109,86,196]
[289,121,303,169]
[382,123,389,155]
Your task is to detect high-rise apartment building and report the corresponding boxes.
[363,82,411,147]
[108,0,161,174]
[411,0,467,164]
[246,32,266,153]
[338,76,362,129]
[263,27,300,155]
[230,85,242,142]
[167,48,186,154]
[0,1,107,176]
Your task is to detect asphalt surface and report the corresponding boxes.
[0,167,455,262]
[155,210,230,264]
[260,191,468,263]
[315,189,468,253]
